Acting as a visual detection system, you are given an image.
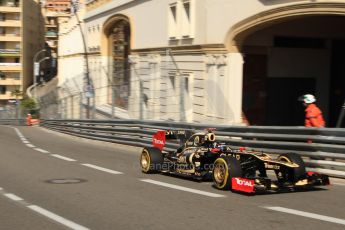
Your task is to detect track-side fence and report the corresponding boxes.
[37,119,345,178]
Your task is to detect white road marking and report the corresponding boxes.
[28,205,90,230]
[140,179,226,198]
[264,206,345,225]
[51,154,76,162]
[14,129,23,137]
[81,164,123,175]
[4,193,23,201]
[34,148,50,154]
[13,128,51,154]
[333,183,345,187]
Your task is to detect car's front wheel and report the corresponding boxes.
[212,156,242,190]
[277,152,306,183]
[140,147,164,173]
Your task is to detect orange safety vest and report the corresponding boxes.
[305,104,325,127]
[26,114,32,126]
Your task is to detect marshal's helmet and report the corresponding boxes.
[298,94,316,104]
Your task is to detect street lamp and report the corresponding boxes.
[33,56,50,99]
[33,49,49,66]
[33,49,50,97]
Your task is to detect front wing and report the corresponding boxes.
[231,172,330,194]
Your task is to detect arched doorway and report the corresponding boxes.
[103,15,131,110]
[227,3,345,126]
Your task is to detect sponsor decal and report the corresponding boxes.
[307,171,317,177]
[152,131,166,151]
[229,153,241,160]
[264,163,280,170]
[239,147,246,152]
[232,177,254,193]
[210,148,220,153]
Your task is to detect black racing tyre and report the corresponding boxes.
[277,152,306,182]
[140,147,164,173]
[212,156,242,190]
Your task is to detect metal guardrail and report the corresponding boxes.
[38,119,345,178]
[0,118,25,126]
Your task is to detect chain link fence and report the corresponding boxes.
[36,50,235,123]
[0,102,37,120]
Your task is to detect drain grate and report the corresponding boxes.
[45,178,87,184]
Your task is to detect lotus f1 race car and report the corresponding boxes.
[140,129,329,194]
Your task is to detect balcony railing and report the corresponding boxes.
[0,48,20,53]
[0,21,21,27]
[0,1,20,7]
[0,62,20,66]
[45,31,58,37]
[0,33,21,36]
[0,78,20,85]
[0,48,20,56]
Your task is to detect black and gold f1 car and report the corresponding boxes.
[140,129,330,194]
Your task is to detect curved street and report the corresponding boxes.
[0,125,344,230]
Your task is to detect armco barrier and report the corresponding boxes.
[38,119,345,178]
[0,119,26,126]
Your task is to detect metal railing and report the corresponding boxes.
[39,119,345,178]
[0,48,20,54]
[0,118,24,125]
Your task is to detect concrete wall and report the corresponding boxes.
[58,4,85,88]
[75,0,345,123]
[22,0,45,90]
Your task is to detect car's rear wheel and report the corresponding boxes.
[212,156,242,190]
[277,152,306,183]
[140,147,164,173]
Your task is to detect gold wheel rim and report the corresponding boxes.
[213,158,229,189]
[141,150,150,172]
[214,163,226,184]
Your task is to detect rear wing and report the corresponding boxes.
[152,130,193,151]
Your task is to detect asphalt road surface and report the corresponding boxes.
[0,125,344,230]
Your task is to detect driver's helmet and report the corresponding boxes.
[298,94,316,104]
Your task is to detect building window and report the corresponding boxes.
[182,72,193,122]
[13,73,19,80]
[168,0,195,40]
[168,3,178,39]
[0,85,6,94]
[109,19,131,110]
[169,72,176,89]
[0,72,5,80]
[181,0,194,38]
